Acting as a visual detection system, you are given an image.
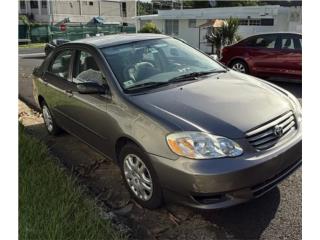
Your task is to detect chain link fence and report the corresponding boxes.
[19,24,136,43]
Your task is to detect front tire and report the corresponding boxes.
[230,60,249,74]
[119,143,163,209]
[41,101,61,135]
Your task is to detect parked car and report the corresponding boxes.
[33,34,302,209]
[220,33,302,81]
[44,39,70,56]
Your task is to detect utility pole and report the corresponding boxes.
[135,0,138,33]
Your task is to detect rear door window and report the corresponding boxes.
[280,37,295,50]
[48,50,73,80]
[244,35,277,49]
[279,35,302,51]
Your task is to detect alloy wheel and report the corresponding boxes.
[123,154,153,201]
[232,62,246,73]
[42,105,53,132]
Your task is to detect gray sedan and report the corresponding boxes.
[33,34,302,209]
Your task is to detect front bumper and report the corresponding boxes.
[148,128,302,209]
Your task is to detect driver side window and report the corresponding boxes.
[73,51,106,86]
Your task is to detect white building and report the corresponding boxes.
[19,0,137,25]
[136,5,302,53]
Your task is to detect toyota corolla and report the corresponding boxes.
[32,34,302,209]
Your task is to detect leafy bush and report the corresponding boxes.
[139,22,161,34]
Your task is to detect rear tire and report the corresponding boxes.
[40,101,61,135]
[230,60,249,74]
[119,143,163,209]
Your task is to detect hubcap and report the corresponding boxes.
[123,154,153,201]
[232,63,246,73]
[42,105,53,132]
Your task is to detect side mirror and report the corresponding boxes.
[77,82,106,94]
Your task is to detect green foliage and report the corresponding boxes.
[216,0,259,7]
[183,0,211,8]
[19,15,30,25]
[137,1,154,16]
[19,124,126,240]
[139,22,161,34]
[206,17,240,55]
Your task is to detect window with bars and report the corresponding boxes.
[30,0,38,9]
[20,0,26,9]
[238,18,274,26]
[249,19,261,26]
[41,0,47,8]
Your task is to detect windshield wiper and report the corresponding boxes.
[168,70,226,83]
[125,70,226,92]
[125,81,170,91]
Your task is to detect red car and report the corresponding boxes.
[220,33,302,81]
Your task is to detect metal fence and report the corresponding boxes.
[19,24,136,43]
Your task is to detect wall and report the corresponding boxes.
[52,0,81,15]
[20,0,137,25]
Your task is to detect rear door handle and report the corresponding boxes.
[65,89,73,97]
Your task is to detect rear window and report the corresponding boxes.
[244,35,277,49]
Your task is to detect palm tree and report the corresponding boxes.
[206,17,240,57]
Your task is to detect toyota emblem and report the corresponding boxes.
[273,125,284,137]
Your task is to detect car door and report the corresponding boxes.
[276,34,302,79]
[42,48,78,129]
[59,47,114,155]
[246,34,282,77]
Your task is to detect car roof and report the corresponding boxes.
[68,33,169,48]
[244,32,301,39]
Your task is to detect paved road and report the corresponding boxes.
[19,52,302,240]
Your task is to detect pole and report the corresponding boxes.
[98,0,101,16]
[135,0,138,33]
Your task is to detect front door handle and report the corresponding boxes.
[65,89,73,97]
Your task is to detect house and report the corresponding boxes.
[18,0,137,25]
[136,5,302,53]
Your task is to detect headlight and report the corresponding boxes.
[166,132,243,159]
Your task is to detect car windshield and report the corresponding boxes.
[101,38,225,91]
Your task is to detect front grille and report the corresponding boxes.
[246,111,296,151]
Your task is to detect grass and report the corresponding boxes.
[19,124,127,240]
[19,43,46,49]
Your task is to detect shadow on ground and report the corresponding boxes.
[199,188,280,239]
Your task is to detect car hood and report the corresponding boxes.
[129,70,292,138]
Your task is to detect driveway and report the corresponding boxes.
[19,53,302,240]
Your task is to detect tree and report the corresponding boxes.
[138,22,161,33]
[19,15,40,40]
[206,17,240,56]
[182,0,211,8]
[216,0,259,7]
[137,1,155,16]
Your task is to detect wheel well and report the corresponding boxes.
[38,95,45,107]
[115,137,137,163]
[229,58,249,73]
[229,58,247,67]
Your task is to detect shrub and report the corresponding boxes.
[138,22,161,34]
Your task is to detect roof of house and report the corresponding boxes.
[136,5,287,20]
